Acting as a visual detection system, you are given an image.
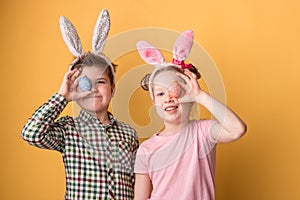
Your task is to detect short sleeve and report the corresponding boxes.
[198,120,218,158]
[134,146,149,174]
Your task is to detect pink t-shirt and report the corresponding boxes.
[134,120,218,200]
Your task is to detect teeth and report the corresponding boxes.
[165,106,177,111]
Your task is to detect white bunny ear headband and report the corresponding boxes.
[136,30,196,99]
[59,9,115,84]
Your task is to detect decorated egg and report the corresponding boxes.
[169,81,181,98]
[78,76,92,91]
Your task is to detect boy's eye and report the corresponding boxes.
[96,80,106,84]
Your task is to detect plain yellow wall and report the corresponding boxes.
[1,0,300,199]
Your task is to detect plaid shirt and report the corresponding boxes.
[21,93,139,200]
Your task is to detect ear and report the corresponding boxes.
[136,41,165,65]
[92,9,110,54]
[59,16,84,57]
[111,83,116,97]
[172,30,194,61]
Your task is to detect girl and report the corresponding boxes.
[21,10,139,199]
[134,30,246,199]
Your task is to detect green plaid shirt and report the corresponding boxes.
[21,93,139,200]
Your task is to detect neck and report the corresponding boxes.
[97,112,110,125]
[160,119,190,136]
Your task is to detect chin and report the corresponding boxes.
[163,114,182,123]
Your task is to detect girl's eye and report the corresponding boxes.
[156,92,164,97]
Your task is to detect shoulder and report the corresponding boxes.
[112,119,139,145]
[115,120,137,134]
[191,119,217,132]
[136,135,159,154]
[56,115,75,126]
[108,112,136,133]
[189,120,218,143]
[139,135,156,146]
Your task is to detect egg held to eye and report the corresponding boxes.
[78,76,92,91]
[169,82,181,98]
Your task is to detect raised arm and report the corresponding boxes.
[21,68,89,151]
[21,93,68,151]
[196,91,247,142]
[177,71,247,143]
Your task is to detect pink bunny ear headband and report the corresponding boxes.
[59,9,115,84]
[136,30,195,99]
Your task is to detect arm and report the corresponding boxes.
[21,68,90,151]
[178,71,247,143]
[196,91,247,142]
[21,93,68,151]
[134,173,151,200]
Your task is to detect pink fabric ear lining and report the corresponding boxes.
[173,30,194,62]
[136,30,195,99]
[136,41,165,65]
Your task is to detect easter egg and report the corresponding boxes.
[78,76,92,91]
[169,81,181,98]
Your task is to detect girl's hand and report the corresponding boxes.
[176,70,203,103]
[58,68,92,102]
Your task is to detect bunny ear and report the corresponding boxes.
[172,30,194,61]
[59,16,84,57]
[92,9,110,54]
[136,41,165,65]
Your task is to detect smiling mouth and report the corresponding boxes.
[164,105,178,111]
[85,95,102,99]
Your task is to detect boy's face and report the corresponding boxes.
[76,65,114,116]
[152,70,191,124]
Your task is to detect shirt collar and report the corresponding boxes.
[78,110,117,125]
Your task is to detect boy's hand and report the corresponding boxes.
[58,68,92,102]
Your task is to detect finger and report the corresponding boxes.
[73,74,84,91]
[68,68,80,80]
[64,68,77,81]
[176,72,191,84]
[184,70,197,80]
[177,80,189,92]
[74,91,93,100]
[176,73,194,89]
[70,70,80,83]
[183,71,200,88]
[177,96,191,104]
[70,78,80,93]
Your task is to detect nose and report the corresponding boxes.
[164,83,180,103]
[165,92,174,103]
[91,85,98,93]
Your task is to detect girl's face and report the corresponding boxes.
[76,65,114,116]
[152,70,192,124]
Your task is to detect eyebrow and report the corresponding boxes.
[153,84,169,89]
[153,86,166,92]
[96,77,108,80]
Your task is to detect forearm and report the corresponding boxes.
[196,91,247,141]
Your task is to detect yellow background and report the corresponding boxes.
[1,0,300,199]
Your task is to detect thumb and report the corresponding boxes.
[72,91,93,101]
